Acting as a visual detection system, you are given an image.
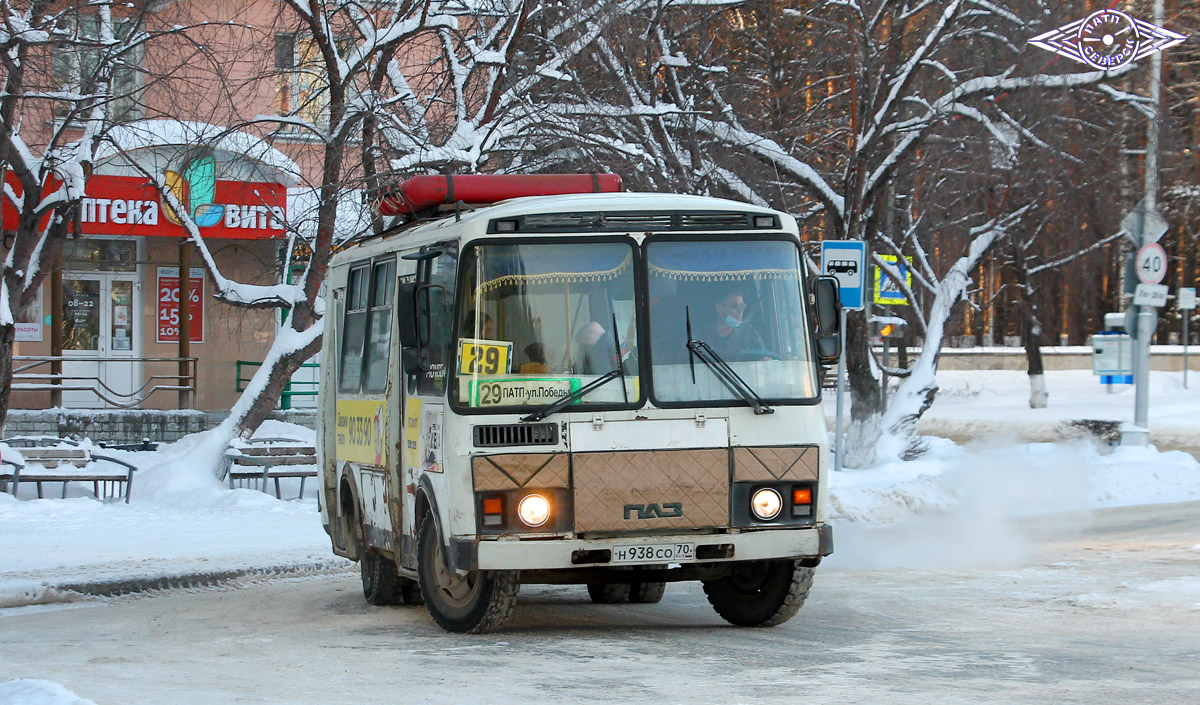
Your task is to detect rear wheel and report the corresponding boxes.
[629,582,666,604]
[361,551,402,605]
[702,560,813,627]
[417,513,518,633]
[587,583,631,603]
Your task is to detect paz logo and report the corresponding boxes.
[1029,10,1186,71]
[163,154,225,227]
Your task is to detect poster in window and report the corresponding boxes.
[14,285,43,342]
[156,266,205,343]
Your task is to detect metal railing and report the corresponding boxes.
[12,356,198,409]
[236,360,319,410]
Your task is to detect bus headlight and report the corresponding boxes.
[750,488,783,521]
[517,493,551,527]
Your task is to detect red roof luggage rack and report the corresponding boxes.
[374,173,623,216]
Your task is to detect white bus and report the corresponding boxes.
[318,174,842,633]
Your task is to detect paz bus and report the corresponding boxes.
[317,174,842,633]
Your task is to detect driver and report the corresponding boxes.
[706,291,766,360]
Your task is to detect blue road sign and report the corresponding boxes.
[874,254,912,306]
[821,240,867,310]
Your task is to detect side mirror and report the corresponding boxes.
[396,282,418,348]
[812,276,842,364]
[414,285,434,347]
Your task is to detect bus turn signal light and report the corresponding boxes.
[792,487,813,518]
[482,497,504,526]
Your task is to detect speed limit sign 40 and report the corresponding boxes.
[1136,243,1168,285]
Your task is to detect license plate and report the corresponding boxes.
[611,542,695,564]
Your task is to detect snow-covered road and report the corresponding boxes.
[4,501,1198,705]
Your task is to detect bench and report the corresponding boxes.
[222,438,318,500]
[0,450,139,503]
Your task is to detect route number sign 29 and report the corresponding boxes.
[1136,243,1167,285]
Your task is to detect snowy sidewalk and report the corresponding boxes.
[826,369,1200,456]
[0,422,347,609]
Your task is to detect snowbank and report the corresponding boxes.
[0,679,97,705]
[826,438,1200,571]
[0,424,332,609]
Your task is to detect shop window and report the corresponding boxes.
[63,239,137,272]
[339,264,370,392]
[52,15,144,122]
[340,257,396,394]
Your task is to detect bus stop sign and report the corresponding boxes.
[820,240,866,310]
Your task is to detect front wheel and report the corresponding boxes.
[417,513,519,633]
[702,560,813,627]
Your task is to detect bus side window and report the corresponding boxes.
[362,258,397,393]
[339,263,370,392]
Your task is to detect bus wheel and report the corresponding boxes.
[702,560,813,627]
[361,551,401,605]
[417,513,519,633]
[586,583,631,603]
[629,582,666,604]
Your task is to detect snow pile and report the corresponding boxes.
[827,438,1200,570]
[0,423,333,609]
[0,679,97,705]
[133,421,315,501]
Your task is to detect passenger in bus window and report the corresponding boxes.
[706,291,767,361]
[574,321,614,374]
[521,343,550,374]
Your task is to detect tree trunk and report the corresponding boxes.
[1009,238,1048,408]
[844,309,883,468]
[234,330,324,434]
[0,323,15,433]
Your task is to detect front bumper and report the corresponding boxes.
[469,524,832,571]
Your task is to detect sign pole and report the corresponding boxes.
[1123,0,1165,447]
[834,307,848,474]
[1185,314,1190,390]
[821,239,866,474]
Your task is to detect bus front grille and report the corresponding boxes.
[473,423,559,448]
[572,449,730,532]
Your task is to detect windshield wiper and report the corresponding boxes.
[521,368,621,422]
[522,314,630,422]
[685,306,774,415]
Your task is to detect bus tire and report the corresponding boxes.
[587,583,631,603]
[702,560,813,627]
[361,551,401,605]
[417,513,519,633]
[629,582,666,604]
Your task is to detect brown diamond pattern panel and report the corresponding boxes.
[472,453,570,491]
[573,449,729,532]
[733,446,818,482]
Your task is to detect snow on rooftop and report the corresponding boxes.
[96,121,301,186]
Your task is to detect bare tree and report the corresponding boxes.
[528,0,1139,464]
[0,1,174,428]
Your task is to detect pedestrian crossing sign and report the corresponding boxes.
[874,255,912,306]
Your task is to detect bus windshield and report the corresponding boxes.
[645,238,818,405]
[454,241,639,410]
